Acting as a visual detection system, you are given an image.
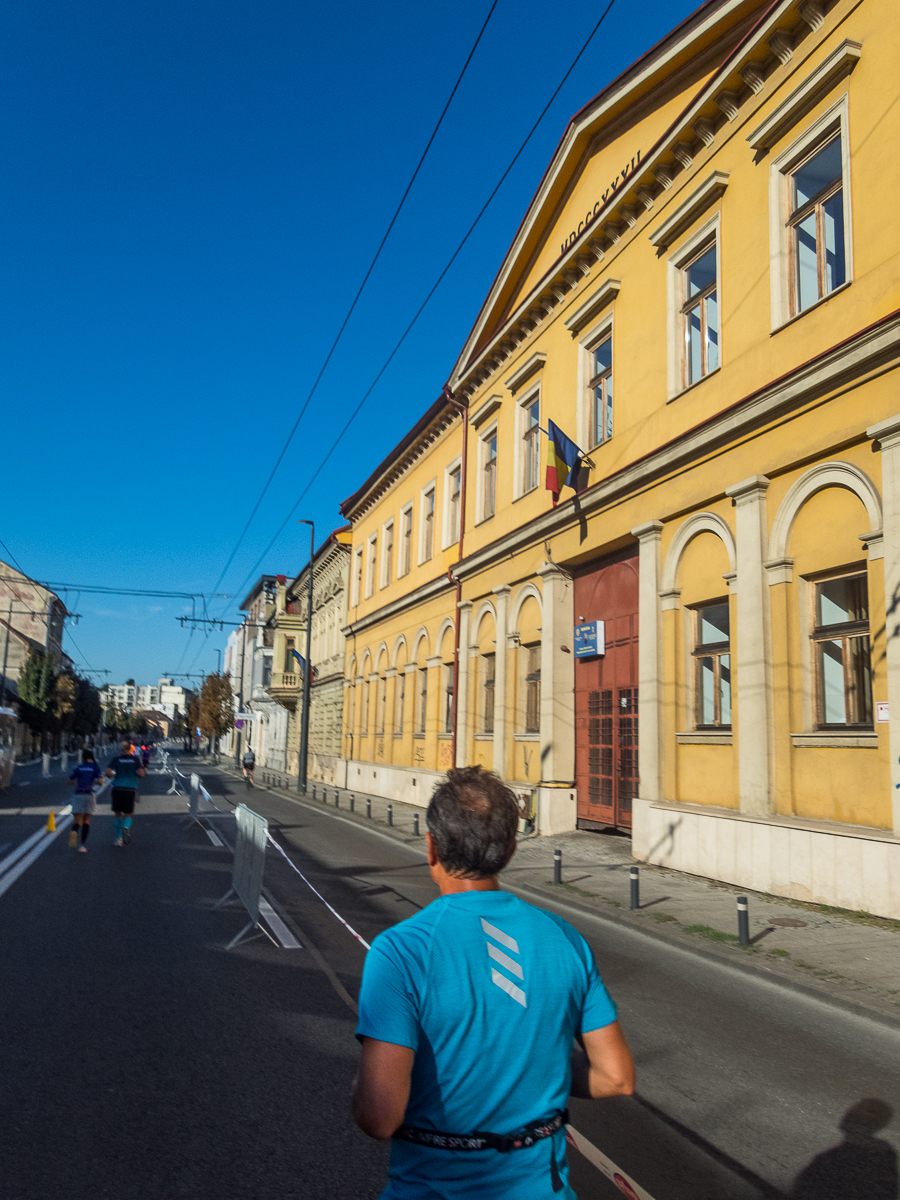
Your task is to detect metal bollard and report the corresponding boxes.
[387,803,393,827]
[312,786,317,800]
[335,791,340,808]
[630,866,640,910]
[553,847,562,884]
[413,813,419,836]
[366,797,372,819]
[737,896,750,946]
[350,793,355,812]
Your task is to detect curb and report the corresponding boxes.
[199,761,900,1032]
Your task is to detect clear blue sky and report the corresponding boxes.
[2,0,700,686]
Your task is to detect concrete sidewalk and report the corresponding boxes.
[236,763,900,1026]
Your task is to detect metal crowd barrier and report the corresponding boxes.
[215,803,269,950]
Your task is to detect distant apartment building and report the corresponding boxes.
[102,677,191,718]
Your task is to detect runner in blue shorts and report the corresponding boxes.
[105,741,146,846]
[352,766,635,1199]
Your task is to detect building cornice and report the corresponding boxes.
[452,306,900,582]
[342,572,454,639]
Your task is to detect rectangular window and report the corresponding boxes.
[353,548,363,606]
[284,638,296,674]
[416,667,428,733]
[682,243,719,387]
[361,677,369,735]
[812,571,872,728]
[382,522,393,588]
[394,671,406,735]
[693,601,731,729]
[375,676,386,734]
[448,466,461,545]
[523,397,540,493]
[400,507,413,576]
[524,644,541,734]
[442,663,454,734]
[262,657,272,688]
[588,335,613,448]
[789,134,846,315]
[366,535,377,598]
[483,431,497,520]
[422,489,435,561]
[482,654,495,734]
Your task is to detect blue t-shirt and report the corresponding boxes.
[356,890,617,1200]
[108,754,142,790]
[69,761,102,794]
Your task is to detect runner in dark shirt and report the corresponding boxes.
[68,750,102,853]
[106,741,146,846]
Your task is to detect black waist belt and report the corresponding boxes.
[393,1109,567,1153]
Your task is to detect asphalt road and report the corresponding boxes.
[1,750,898,1200]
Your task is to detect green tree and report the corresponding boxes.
[19,646,53,713]
[199,672,234,740]
[73,677,102,737]
[54,674,78,734]
[125,678,135,686]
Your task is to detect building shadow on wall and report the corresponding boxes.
[790,1100,897,1199]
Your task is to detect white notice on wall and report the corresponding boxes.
[876,702,890,723]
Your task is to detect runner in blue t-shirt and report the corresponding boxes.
[105,741,146,846]
[68,750,102,853]
[352,766,635,1199]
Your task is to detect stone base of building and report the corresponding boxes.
[632,798,900,921]
[342,759,444,807]
[309,753,345,787]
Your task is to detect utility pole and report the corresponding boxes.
[298,520,314,793]
[0,601,12,707]
[234,620,248,767]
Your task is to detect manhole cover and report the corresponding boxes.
[769,917,807,928]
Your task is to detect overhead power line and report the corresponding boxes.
[228,0,620,602]
[207,0,501,600]
[0,538,25,573]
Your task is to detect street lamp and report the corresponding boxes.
[297,519,314,794]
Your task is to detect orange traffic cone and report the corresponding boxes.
[46,810,56,832]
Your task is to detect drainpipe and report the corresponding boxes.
[443,384,468,769]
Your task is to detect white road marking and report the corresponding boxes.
[0,806,74,880]
[259,898,302,949]
[566,1125,656,1199]
[0,817,73,899]
[205,828,223,847]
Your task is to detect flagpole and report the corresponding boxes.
[297,520,314,794]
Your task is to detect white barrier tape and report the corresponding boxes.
[16,756,43,767]
[265,831,371,950]
[565,1126,656,1200]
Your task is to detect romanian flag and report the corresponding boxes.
[545,419,589,507]
[290,649,316,680]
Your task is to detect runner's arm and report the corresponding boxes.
[352,1037,414,1140]
[570,1020,635,1099]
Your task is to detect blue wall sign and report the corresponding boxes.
[574,620,606,658]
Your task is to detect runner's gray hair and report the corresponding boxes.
[427,767,519,879]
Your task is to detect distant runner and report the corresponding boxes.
[242,747,256,788]
[68,750,102,853]
[106,740,146,846]
[141,743,151,770]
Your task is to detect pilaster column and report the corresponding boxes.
[492,585,511,779]
[868,414,900,833]
[725,475,772,816]
[425,654,443,767]
[456,601,472,767]
[384,668,397,761]
[536,564,574,784]
[632,521,664,802]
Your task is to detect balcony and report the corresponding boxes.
[268,669,301,711]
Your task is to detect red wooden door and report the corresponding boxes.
[574,553,639,830]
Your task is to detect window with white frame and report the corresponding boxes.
[482,428,497,520]
[587,331,613,448]
[522,644,541,734]
[788,133,846,314]
[693,600,731,729]
[521,393,540,495]
[769,100,851,327]
[352,548,363,607]
[681,242,719,387]
[399,505,413,576]
[382,521,394,588]
[441,662,454,733]
[421,486,435,562]
[415,666,428,733]
[811,569,872,728]
[394,670,406,735]
[375,674,386,734]
[365,534,377,598]
[481,653,495,733]
[445,462,461,547]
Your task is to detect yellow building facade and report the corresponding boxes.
[342,0,900,917]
